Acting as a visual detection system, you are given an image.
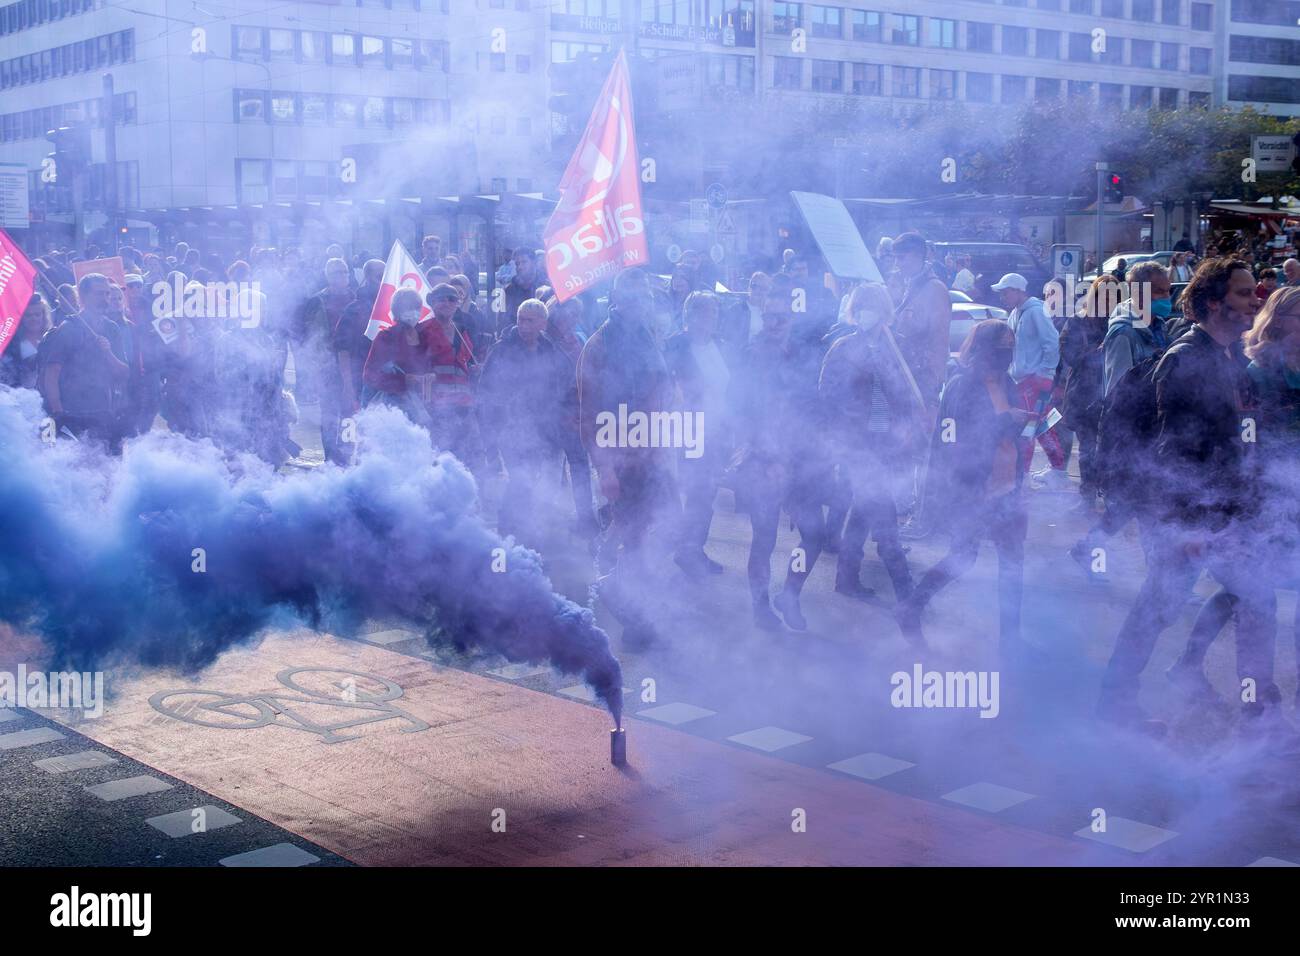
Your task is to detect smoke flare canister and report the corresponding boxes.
[610,727,626,766]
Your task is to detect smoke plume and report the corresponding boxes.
[0,386,623,722]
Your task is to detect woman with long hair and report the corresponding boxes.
[896,319,1032,650]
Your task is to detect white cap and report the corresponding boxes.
[991,272,1028,292]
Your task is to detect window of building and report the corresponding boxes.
[1101,0,1122,15]
[301,93,328,124]
[269,93,296,123]
[233,26,263,61]
[362,96,387,126]
[332,33,356,65]
[235,89,265,122]
[1158,87,1179,109]
[1035,77,1061,100]
[772,1,801,32]
[301,31,327,64]
[773,55,801,88]
[301,161,330,198]
[851,62,881,94]
[1160,0,1180,23]
[1038,0,1062,9]
[1189,46,1211,72]
[1131,38,1154,67]
[1130,85,1153,108]
[852,9,881,41]
[966,71,993,101]
[1036,29,1059,58]
[420,40,448,71]
[892,65,920,96]
[1001,74,1028,102]
[1230,35,1300,66]
[1190,1,1211,29]
[930,68,956,99]
[811,4,841,37]
[1002,26,1028,55]
[1068,79,1093,100]
[236,159,269,204]
[1068,32,1092,61]
[1099,82,1123,108]
[1069,0,1092,11]
[968,22,994,52]
[334,95,360,125]
[929,18,956,48]
[811,58,841,91]
[272,160,296,199]
[360,35,386,68]
[1100,34,1123,63]
[1132,0,1154,20]
[890,13,919,45]
[1228,74,1300,104]
[1159,41,1179,69]
[1189,90,1210,107]
[268,28,294,60]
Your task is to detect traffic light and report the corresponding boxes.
[1104,172,1124,203]
[43,125,91,185]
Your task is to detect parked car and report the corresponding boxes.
[948,289,1008,355]
[1085,251,1175,280]
[929,241,1052,306]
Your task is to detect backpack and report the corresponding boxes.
[1096,338,1192,500]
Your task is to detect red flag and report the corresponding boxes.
[543,49,647,302]
[365,239,431,340]
[0,229,37,360]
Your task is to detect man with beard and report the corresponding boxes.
[1097,258,1276,731]
[578,268,679,648]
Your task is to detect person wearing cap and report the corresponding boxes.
[992,271,1069,490]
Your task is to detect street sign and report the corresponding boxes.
[706,182,727,209]
[688,199,710,233]
[0,163,30,230]
[715,207,737,237]
[1051,244,1084,279]
[789,191,882,281]
[1252,135,1296,173]
[655,54,701,113]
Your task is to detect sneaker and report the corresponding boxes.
[1031,467,1074,492]
[773,589,807,631]
[753,600,784,632]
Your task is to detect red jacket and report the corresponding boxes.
[363,319,474,407]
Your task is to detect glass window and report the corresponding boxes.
[1100,33,1123,64]
[772,1,801,32]
[968,22,994,52]
[360,35,386,68]
[773,55,801,88]
[331,34,356,65]
[811,59,841,91]
[272,160,296,200]
[1188,90,1210,107]
[1069,32,1092,61]
[1001,74,1028,103]
[1101,0,1122,14]
[333,95,360,125]
[301,161,330,198]
[233,26,263,61]
[391,37,415,69]
[929,18,955,48]
[237,159,269,204]
[1130,85,1153,109]
[1190,2,1211,29]
[1131,38,1153,67]
[851,9,880,41]
[1160,0,1180,23]
[1036,29,1059,58]
[420,40,448,71]
[1132,0,1154,20]
[268,28,294,60]
[930,68,956,99]
[851,62,881,94]
[1002,26,1028,56]
[890,14,918,45]
[1099,82,1123,108]
[1069,0,1092,10]
[362,96,387,126]
[966,71,993,101]
[269,93,296,123]
[810,5,840,37]
[392,98,416,124]
[236,89,266,122]
[1158,87,1179,109]
[1159,41,1178,69]
[1068,79,1093,100]
[301,31,327,63]
[892,65,920,96]
[301,93,327,124]
[516,54,531,72]
[1189,46,1210,73]
[1035,77,1061,100]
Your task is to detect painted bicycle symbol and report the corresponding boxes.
[148,668,431,744]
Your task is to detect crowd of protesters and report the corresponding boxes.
[4,229,1300,738]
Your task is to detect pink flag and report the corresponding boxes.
[365,239,431,340]
[543,49,648,302]
[0,229,37,360]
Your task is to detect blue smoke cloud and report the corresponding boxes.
[0,386,623,723]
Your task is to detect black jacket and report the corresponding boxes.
[928,370,1026,516]
[1152,325,1255,530]
[479,326,574,452]
[1058,314,1107,429]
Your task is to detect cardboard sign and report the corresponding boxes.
[72,256,127,289]
[790,191,883,282]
